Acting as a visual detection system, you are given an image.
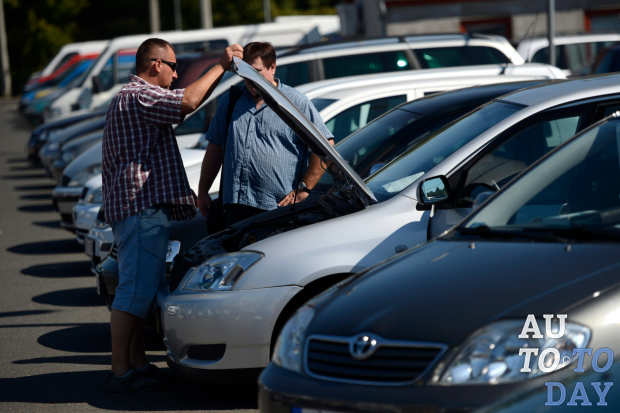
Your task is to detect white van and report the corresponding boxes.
[45,18,339,120]
[30,40,109,81]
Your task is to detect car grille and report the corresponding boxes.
[305,334,447,386]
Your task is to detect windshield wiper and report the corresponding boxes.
[523,226,620,242]
[458,225,568,242]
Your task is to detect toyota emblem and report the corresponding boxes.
[349,334,378,360]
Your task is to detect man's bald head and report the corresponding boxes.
[136,38,174,74]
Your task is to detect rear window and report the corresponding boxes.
[322,51,411,79]
[533,41,617,73]
[311,98,337,112]
[414,46,510,69]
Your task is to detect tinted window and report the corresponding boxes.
[461,114,586,205]
[276,62,310,87]
[117,53,136,85]
[594,48,620,74]
[325,95,407,143]
[175,105,206,135]
[311,98,337,112]
[322,51,411,79]
[415,46,510,69]
[533,41,617,73]
[173,39,228,53]
[366,101,523,201]
[99,57,114,91]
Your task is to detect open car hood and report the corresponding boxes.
[230,57,377,205]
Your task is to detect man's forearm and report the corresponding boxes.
[182,65,226,115]
[302,152,327,189]
[198,144,223,196]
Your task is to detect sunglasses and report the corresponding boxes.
[151,58,178,72]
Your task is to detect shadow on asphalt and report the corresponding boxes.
[1,173,48,180]
[13,184,56,191]
[32,219,62,229]
[32,287,104,307]
[0,370,259,410]
[18,203,54,212]
[20,193,51,200]
[5,157,29,164]
[21,260,92,277]
[0,310,56,318]
[37,323,164,353]
[10,165,41,172]
[13,354,167,365]
[7,239,83,254]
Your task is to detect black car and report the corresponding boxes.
[259,114,620,413]
[95,80,550,308]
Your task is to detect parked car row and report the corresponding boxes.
[20,25,620,412]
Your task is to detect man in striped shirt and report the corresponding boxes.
[102,38,242,392]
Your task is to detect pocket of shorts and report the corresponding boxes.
[139,204,162,219]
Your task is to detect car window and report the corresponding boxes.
[117,52,136,85]
[594,48,620,74]
[322,51,411,79]
[414,46,510,69]
[365,101,524,202]
[460,114,586,205]
[99,57,114,92]
[173,39,228,54]
[311,98,337,112]
[533,41,617,73]
[276,62,310,87]
[175,104,207,135]
[463,119,620,235]
[325,95,408,143]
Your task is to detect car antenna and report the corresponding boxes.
[522,13,539,64]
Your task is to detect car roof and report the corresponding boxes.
[501,73,620,107]
[397,80,549,115]
[297,63,563,100]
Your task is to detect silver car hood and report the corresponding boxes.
[230,57,377,205]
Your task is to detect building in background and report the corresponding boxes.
[338,0,620,42]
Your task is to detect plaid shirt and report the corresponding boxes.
[102,75,197,223]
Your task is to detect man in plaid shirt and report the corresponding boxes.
[102,38,242,392]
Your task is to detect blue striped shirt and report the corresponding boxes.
[205,80,333,211]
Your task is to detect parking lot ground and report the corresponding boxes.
[0,101,259,412]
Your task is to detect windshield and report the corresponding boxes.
[77,46,110,88]
[461,118,620,240]
[365,101,524,201]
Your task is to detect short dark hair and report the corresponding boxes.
[243,42,276,68]
[136,38,175,73]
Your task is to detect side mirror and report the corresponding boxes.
[418,176,450,205]
[92,75,102,94]
[369,163,386,176]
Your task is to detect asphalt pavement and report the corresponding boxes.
[0,101,259,412]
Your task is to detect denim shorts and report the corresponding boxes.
[110,204,171,318]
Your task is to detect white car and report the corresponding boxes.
[157,60,620,381]
[517,33,620,76]
[297,63,565,142]
[45,18,340,120]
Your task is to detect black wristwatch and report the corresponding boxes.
[298,182,312,194]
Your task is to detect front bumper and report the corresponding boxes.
[158,284,301,376]
[258,363,564,413]
[52,186,84,231]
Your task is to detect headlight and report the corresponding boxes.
[85,187,103,204]
[183,251,262,291]
[68,164,102,187]
[61,150,76,164]
[38,130,49,142]
[272,306,315,373]
[46,141,60,152]
[437,320,590,385]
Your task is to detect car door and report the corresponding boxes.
[428,105,597,239]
